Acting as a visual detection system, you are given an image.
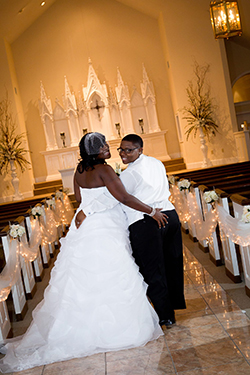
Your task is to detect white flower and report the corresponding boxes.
[9,224,25,238]
[203,191,219,204]
[9,226,18,238]
[242,205,250,223]
[31,206,44,217]
[245,212,250,223]
[210,191,219,201]
[168,175,175,185]
[115,163,121,176]
[56,191,64,200]
[46,199,55,208]
[177,179,190,191]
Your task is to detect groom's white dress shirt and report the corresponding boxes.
[120,154,175,226]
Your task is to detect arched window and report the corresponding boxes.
[233,74,250,130]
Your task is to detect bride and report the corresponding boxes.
[0,132,167,373]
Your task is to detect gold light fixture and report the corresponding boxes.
[210,1,242,39]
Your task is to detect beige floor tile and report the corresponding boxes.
[185,297,209,312]
[196,283,224,295]
[184,260,203,271]
[183,285,203,299]
[175,306,213,319]
[107,352,176,374]
[183,274,193,285]
[106,337,168,361]
[169,337,244,373]
[215,309,250,330]
[164,322,228,351]
[177,358,250,374]
[185,269,216,286]
[202,291,239,309]
[43,353,105,375]
[210,304,242,315]
[15,366,44,375]
[227,326,250,359]
[173,312,219,329]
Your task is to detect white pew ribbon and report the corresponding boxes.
[217,205,250,247]
[0,239,20,302]
[39,209,58,244]
[172,183,250,246]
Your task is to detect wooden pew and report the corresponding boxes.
[198,185,223,266]
[14,216,37,300]
[189,174,250,188]
[215,189,241,283]
[190,182,209,252]
[23,212,44,282]
[0,300,12,339]
[0,227,28,321]
[230,194,250,297]
[0,232,12,338]
[29,204,51,269]
[173,161,250,180]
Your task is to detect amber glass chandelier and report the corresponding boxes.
[210,1,242,39]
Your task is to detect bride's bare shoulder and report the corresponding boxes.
[97,164,118,181]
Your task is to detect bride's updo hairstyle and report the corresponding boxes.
[77,132,106,173]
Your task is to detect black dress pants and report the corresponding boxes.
[129,209,186,321]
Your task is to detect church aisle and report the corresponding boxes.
[7,242,250,375]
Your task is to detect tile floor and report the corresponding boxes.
[6,234,250,374]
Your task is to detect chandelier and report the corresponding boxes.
[210,1,242,39]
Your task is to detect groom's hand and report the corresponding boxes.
[75,210,86,229]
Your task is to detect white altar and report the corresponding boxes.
[39,60,171,186]
[41,130,169,188]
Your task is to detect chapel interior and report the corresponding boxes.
[0,0,250,200]
[1,1,250,374]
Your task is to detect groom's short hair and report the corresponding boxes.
[122,134,143,148]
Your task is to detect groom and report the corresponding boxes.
[118,134,186,327]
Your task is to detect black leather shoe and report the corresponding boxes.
[159,318,176,327]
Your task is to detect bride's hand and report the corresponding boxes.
[152,208,168,228]
[75,210,86,229]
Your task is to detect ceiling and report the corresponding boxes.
[0,0,57,43]
[0,0,249,48]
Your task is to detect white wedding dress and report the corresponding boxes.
[0,187,163,373]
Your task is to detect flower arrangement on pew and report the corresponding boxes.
[9,224,25,239]
[177,179,191,192]
[168,175,175,185]
[203,190,219,211]
[63,187,70,195]
[203,190,219,204]
[242,206,250,224]
[55,190,64,201]
[31,205,44,219]
[46,198,56,209]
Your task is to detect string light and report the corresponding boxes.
[0,191,74,301]
[171,180,250,247]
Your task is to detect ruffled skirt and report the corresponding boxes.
[0,204,162,373]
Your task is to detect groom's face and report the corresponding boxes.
[118,140,142,164]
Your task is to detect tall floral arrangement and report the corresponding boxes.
[0,93,30,174]
[182,62,219,140]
